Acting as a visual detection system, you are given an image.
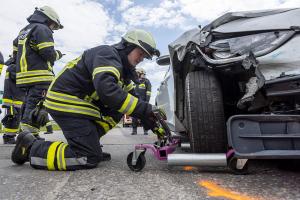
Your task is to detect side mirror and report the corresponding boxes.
[156,55,170,66]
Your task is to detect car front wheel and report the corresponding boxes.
[184,70,227,153]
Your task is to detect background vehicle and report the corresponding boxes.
[157,8,300,153]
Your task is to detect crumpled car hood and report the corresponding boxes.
[169,8,300,64]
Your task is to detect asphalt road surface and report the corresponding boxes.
[0,127,300,200]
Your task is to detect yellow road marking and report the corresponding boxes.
[199,180,263,200]
[183,166,195,171]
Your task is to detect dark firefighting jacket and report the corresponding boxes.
[14,11,61,87]
[134,78,151,102]
[45,45,152,133]
[3,56,25,109]
[0,51,3,75]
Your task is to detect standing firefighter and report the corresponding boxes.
[1,53,25,144]
[14,6,63,139]
[131,68,152,135]
[0,51,3,74]
[11,29,165,171]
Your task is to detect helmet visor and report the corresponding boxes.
[138,40,160,59]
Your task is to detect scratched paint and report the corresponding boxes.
[199,180,263,200]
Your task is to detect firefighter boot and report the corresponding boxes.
[131,127,137,135]
[3,134,16,144]
[11,132,36,165]
[101,152,111,161]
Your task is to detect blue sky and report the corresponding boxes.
[1,0,300,103]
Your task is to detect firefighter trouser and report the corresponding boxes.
[2,75,25,136]
[29,114,105,171]
[2,107,22,136]
[132,117,147,133]
[21,84,49,134]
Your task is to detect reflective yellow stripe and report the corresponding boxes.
[61,144,67,170]
[0,64,3,72]
[45,100,100,119]
[125,83,134,92]
[16,76,54,85]
[20,123,40,133]
[3,99,23,106]
[102,116,117,127]
[90,91,99,101]
[47,91,99,110]
[127,96,138,115]
[19,38,28,72]
[47,141,62,171]
[13,45,18,51]
[146,91,151,95]
[56,143,63,170]
[47,61,53,71]
[46,121,52,126]
[96,121,110,133]
[5,72,9,79]
[13,101,23,106]
[4,128,19,133]
[55,51,59,60]
[17,70,53,78]
[118,94,138,115]
[92,66,120,80]
[36,42,54,50]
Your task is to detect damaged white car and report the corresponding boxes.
[156,8,300,154]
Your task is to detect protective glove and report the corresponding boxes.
[29,101,49,128]
[140,105,167,137]
[152,127,166,139]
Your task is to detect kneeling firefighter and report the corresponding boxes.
[11,29,165,171]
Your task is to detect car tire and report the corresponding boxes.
[185,70,227,153]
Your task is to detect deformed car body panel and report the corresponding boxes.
[169,8,300,64]
[258,34,300,80]
[213,8,300,33]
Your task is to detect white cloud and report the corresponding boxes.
[117,0,134,11]
[0,0,116,73]
[121,0,188,29]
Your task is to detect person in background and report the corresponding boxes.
[131,68,152,135]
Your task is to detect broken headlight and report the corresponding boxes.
[209,31,294,59]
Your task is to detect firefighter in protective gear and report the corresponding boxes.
[1,55,26,144]
[13,6,63,138]
[0,51,3,74]
[131,68,152,135]
[12,29,162,171]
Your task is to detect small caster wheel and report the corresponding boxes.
[228,157,249,175]
[127,151,146,172]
